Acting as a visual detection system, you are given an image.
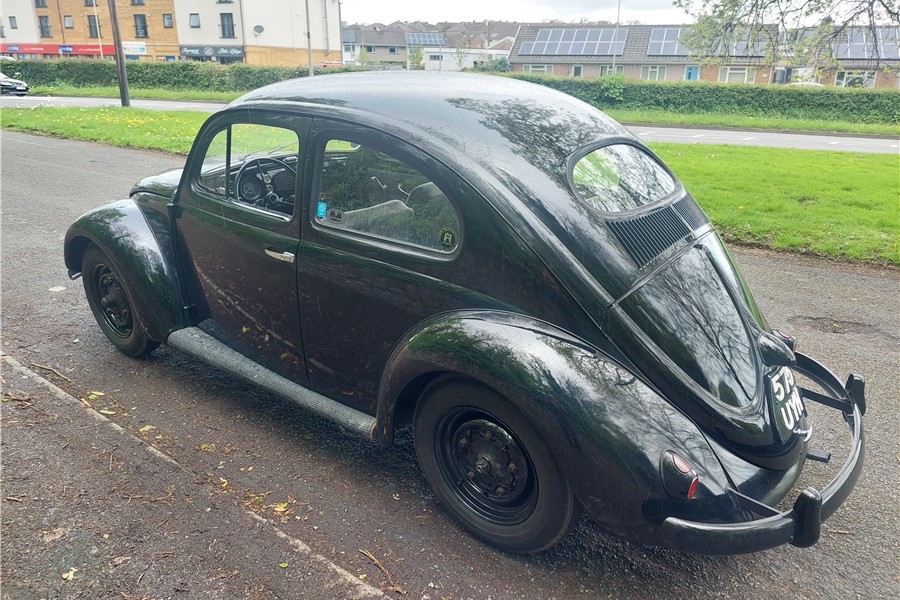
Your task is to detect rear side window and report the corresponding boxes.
[572,144,676,212]
[315,139,461,253]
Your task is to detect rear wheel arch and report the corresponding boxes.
[413,374,580,553]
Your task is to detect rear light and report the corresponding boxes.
[661,450,700,500]
[773,328,799,352]
[759,330,797,367]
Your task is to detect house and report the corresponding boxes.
[508,23,900,89]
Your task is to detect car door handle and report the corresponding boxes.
[264,249,295,264]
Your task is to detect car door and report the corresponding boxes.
[296,121,469,412]
[175,110,312,385]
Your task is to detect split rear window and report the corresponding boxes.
[572,144,677,212]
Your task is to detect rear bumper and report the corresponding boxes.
[657,353,865,555]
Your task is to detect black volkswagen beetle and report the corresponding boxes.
[64,72,865,555]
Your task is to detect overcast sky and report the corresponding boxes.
[339,1,691,26]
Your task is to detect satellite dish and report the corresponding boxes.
[253,25,264,35]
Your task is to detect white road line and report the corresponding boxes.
[0,353,386,599]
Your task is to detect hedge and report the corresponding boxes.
[9,59,328,92]
[7,59,898,124]
[511,73,900,125]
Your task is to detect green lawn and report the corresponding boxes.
[2,106,897,265]
[28,85,900,136]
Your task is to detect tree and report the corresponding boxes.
[453,35,471,71]
[674,0,900,68]
[408,46,424,70]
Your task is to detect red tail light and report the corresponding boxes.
[661,450,700,500]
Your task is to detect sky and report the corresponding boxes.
[338,1,692,26]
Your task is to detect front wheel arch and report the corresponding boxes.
[81,245,159,357]
[413,375,579,553]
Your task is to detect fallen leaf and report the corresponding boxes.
[99,409,116,416]
[138,425,156,434]
[278,562,288,568]
[200,443,216,452]
[61,567,78,581]
[273,502,289,512]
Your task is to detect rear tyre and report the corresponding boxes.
[82,246,159,357]
[414,378,578,553]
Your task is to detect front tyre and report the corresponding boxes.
[414,378,578,553]
[81,246,159,357]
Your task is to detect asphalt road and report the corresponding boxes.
[2,93,898,154]
[1,131,898,599]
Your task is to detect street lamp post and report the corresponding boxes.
[611,0,622,73]
[305,0,314,76]
[93,1,103,57]
[107,0,130,106]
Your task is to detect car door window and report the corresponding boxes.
[197,122,300,217]
[314,139,461,253]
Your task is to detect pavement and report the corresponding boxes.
[1,354,386,600]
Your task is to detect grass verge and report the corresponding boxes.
[605,108,900,137]
[2,106,897,265]
[31,85,241,103]
[28,85,900,136]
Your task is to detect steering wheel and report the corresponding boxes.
[234,157,296,208]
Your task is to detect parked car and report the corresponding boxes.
[64,72,865,555]
[0,71,29,95]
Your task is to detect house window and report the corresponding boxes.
[344,44,355,52]
[835,71,876,88]
[35,0,48,7]
[38,15,51,37]
[134,14,148,38]
[599,65,624,77]
[685,65,700,81]
[87,14,100,38]
[189,14,200,28]
[388,47,398,54]
[9,16,18,29]
[641,65,667,80]
[572,65,583,77]
[220,13,235,38]
[718,66,755,83]
[131,0,144,5]
[83,0,94,6]
[364,45,375,52]
[163,14,173,29]
[524,64,553,74]
[64,15,73,29]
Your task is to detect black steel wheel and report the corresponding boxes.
[414,378,578,553]
[81,246,158,357]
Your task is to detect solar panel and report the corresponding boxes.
[729,36,767,57]
[405,32,445,46]
[878,28,900,59]
[833,28,873,59]
[648,27,688,55]
[520,28,627,56]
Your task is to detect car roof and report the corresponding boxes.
[227,71,629,175]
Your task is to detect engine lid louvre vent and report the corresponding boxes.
[608,197,716,268]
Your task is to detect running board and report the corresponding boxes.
[167,327,377,440]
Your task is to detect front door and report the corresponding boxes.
[176,111,311,385]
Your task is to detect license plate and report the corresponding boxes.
[770,366,808,442]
